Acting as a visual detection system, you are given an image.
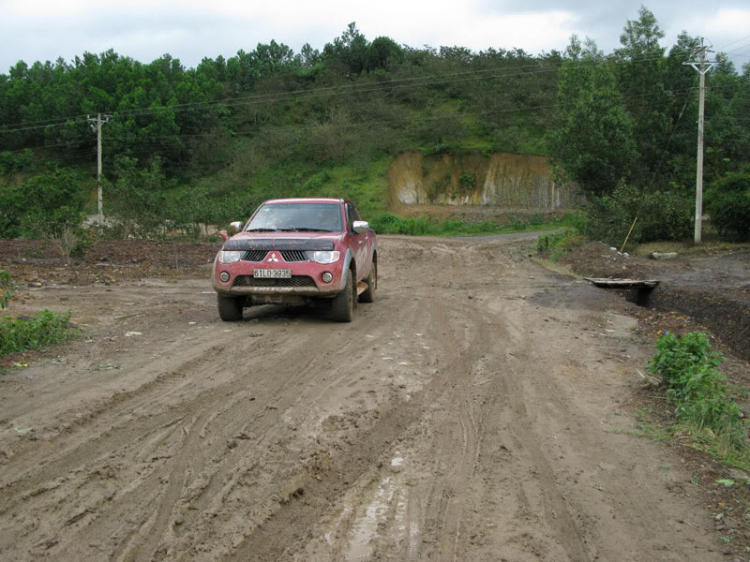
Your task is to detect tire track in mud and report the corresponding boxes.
[497,355,591,561]
[422,295,490,562]
[53,293,424,561]
[0,340,233,505]
[221,297,430,562]
[224,273,502,562]
[470,298,592,562]
[0,303,395,561]
[2,235,724,562]
[135,320,373,561]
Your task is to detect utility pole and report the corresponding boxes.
[87,113,111,221]
[684,41,715,243]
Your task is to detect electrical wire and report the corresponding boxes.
[2,85,703,154]
[0,53,670,133]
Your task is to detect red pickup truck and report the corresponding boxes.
[213,198,377,322]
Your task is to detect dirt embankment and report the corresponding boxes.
[0,235,741,561]
[560,242,750,362]
[388,151,583,210]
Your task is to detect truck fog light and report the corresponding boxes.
[220,271,230,283]
[321,272,333,283]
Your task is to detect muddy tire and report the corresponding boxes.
[330,271,355,322]
[217,294,243,321]
[359,260,376,303]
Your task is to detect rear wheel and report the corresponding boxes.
[359,260,376,303]
[330,271,355,322]
[217,294,244,321]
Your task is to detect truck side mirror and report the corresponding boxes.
[352,221,369,234]
[229,221,244,235]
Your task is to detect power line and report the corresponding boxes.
[0,53,671,134]
[716,33,750,52]
[2,85,702,155]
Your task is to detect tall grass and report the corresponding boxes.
[647,332,750,470]
[369,212,582,237]
[0,310,77,357]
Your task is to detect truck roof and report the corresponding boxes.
[263,198,345,205]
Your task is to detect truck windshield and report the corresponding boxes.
[246,203,343,232]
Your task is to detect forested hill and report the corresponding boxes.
[0,23,559,175]
[0,9,749,240]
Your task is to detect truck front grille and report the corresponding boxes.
[233,276,317,288]
[280,250,308,262]
[242,250,268,262]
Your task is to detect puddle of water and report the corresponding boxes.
[346,477,396,561]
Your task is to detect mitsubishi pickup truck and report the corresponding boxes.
[213,198,377,322]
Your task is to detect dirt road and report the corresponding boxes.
[0,235,725,561]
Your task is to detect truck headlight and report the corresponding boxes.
[219,251,242,264]
[309,251,340,264]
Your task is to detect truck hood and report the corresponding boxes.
[222,231,344,252]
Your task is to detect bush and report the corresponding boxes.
[0,168,89,238]
[536,229,586,261]
[706,171,750,241]
[107,157,171,237]
[648,332,741,435]
[0,270,13,309]
[0,310,76,356]
[584,185,692,247]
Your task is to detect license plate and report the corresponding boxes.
[254,269,292,279]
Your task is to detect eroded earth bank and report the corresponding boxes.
[0,235,728,561]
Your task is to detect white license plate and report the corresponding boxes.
[254,269,292,279]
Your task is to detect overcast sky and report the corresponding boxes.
[1,0,749,73]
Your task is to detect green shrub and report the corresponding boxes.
[648,332,741,435]
[536,229,586,261]
[108,157,171,237]
[458,172,476,192]
[585,185,692,247]
[369,212,576,237]
[0,167,89,238]
[0,310,76,356]
[706,171,750,242]
[0,270,13,309]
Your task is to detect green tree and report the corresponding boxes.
[614,6,672,186]
[547,37,638,196]
[0,167,89,237]
[706,170,750,241]
[324,22,370,76]
[365,37,404,72]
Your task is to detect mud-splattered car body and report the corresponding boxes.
[213,198,377,322]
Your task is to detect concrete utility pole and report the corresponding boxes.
[87,113,111,221]
[684,41,715,243]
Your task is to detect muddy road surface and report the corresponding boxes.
[0,235,724,561]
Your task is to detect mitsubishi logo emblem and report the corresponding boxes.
[268,253,279,263]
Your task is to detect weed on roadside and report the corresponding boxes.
[0,310,78,358]
[646,331,750,471]
[536,229,587,261]
[0,269,13,309]
[370,212,582,237]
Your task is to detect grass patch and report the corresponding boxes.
[370,211,582,237]
[0,269,12,309]
[0,310,77,358]
[646,332,750,471]
[536,229,587,261]
[634,238,750,257]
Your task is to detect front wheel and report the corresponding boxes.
[330,271,355,322]
[217,294,243,321]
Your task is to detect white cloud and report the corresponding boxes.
[0,0,747,71]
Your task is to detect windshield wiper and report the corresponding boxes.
[279,228,334,232]
[246,228,279,232]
